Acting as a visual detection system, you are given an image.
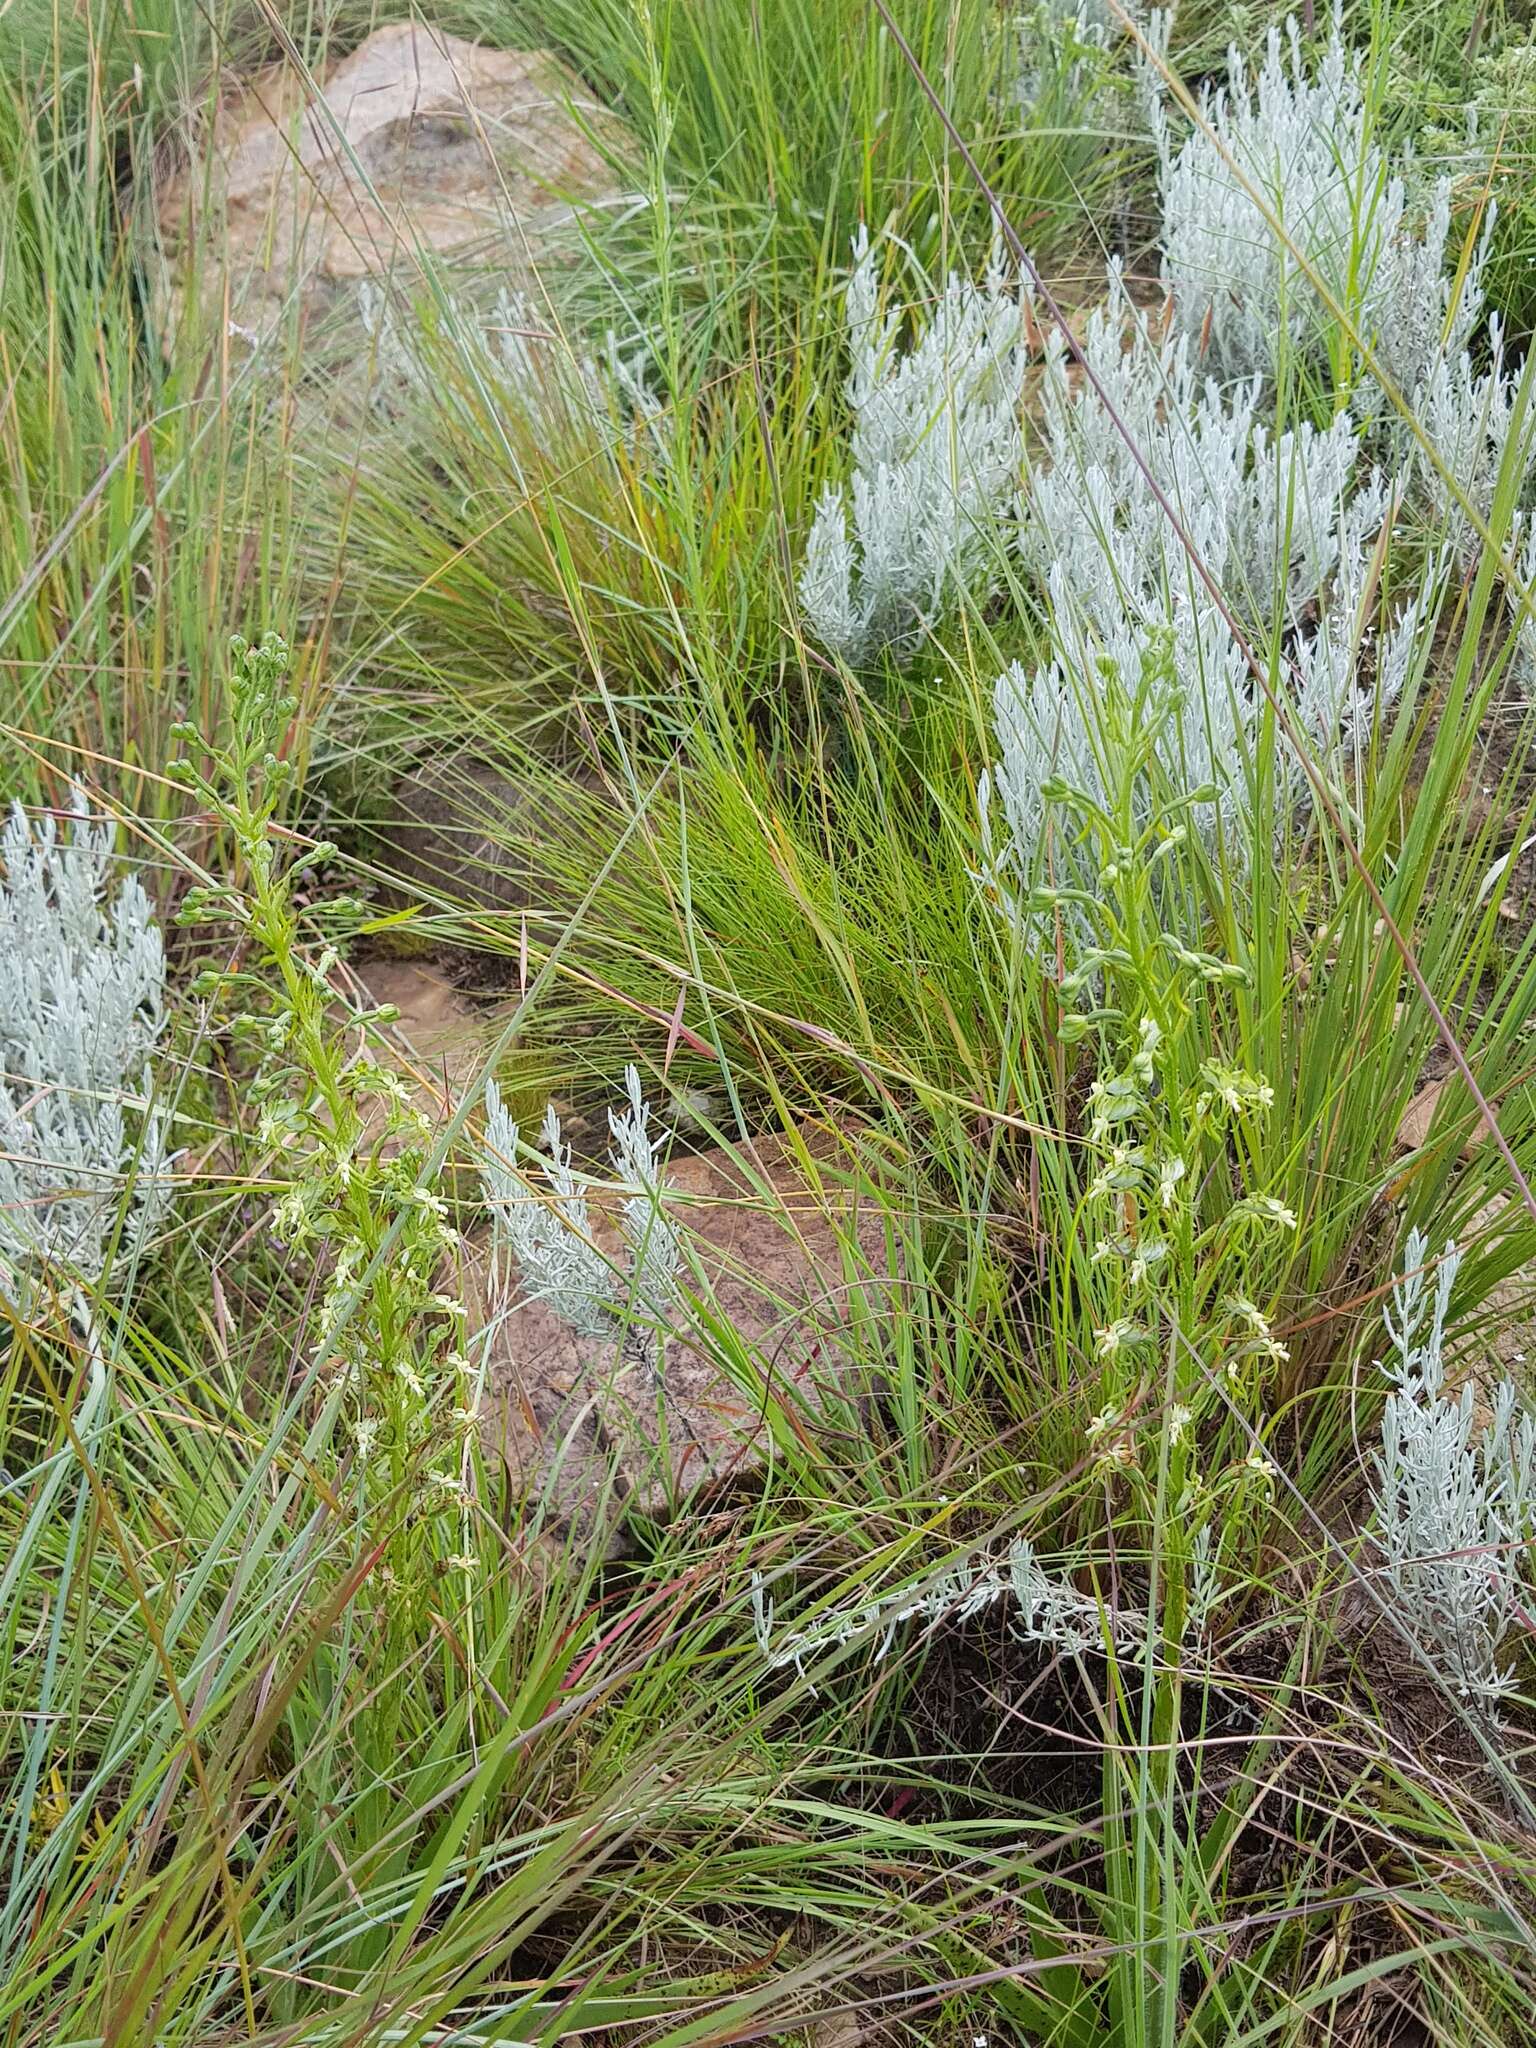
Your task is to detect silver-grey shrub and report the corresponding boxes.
[979,275,1433,914]
[1148,10,1536,693]
[1373,1228,1536,1703]
[0,788,172,1306]
[1149,10,1529,541]
[481,1065,681,1345]
[1398,259,1536,690]
[798,230,1028,663]
[753,1536,1147,1684]
[1011,0,1113,120]
[1024,266,1390,635]
[1152,12,1484,397]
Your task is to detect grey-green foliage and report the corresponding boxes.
[1374,1229,1536,1703]
[481,1065,681,1346]
[1421,29,1536,340]
[1011,0,1114,119]
[0,788,172,1307]
[1026,267,1385,632]
[797,229,1027,662]
[1151,12,1485,397]
[753,1537,1148,1683]
[1151,8,1536,698]
[978,270,1437,919]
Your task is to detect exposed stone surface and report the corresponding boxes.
[464,1127,899,1535]
[152,25,619,346]
[381,754,600,914]
[1395,1075,1494,1156]
[1462,1197,1536,1389]
[346,957,487,1137]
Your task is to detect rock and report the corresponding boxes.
[806,2019,869,2048]
[465,1126,898,1535]
[1463,1197,1536,1389]
[381,754,601,914]
[1395,1076,1494,1156]
[151,25,619,348]
[346,957,487,1137]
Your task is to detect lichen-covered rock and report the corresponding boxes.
[150,25,620,348]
